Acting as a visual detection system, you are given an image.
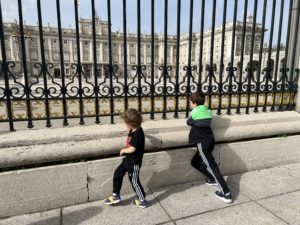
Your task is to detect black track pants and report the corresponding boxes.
[191,139,230,194]
[113,159,146,201]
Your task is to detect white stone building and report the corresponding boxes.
[0,16,285,82]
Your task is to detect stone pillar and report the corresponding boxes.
[89,41,93,62]
[69,40,73,63]
[159,42,164,64]
[48,39,52,62]
[80,41,83,62]
[89,42,93,79]
[289,1,300,112]
[119,42,122,65]
[170,45,174,64]
[99,42,103,62]
[296,57,300,113]
[10,36,15,60]
[37,38,42,62]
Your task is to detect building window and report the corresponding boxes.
[64,40,68,45]
[64,54,70,61]
[53,39,57,44]
[113,55,119,63]
[85,68,91,77]
[96,65,101,78]
[53,53,59,61]
[66,68,70,75]
[31,51,38,60]
[84,41,89,46]
[130,55,135,64]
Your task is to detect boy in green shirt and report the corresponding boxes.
[187,92,232,203]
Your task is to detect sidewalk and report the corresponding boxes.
[1,163,299,225]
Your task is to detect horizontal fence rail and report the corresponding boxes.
[0,0,299,131]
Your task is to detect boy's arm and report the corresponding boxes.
[120,146,136,156]
[187,114,195,126]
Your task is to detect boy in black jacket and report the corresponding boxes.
[187,92,232,203]
[104,108,147,208]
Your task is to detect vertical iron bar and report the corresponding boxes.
[174,0,181,118]
[17,0,33,128]
[262,0,276,112]
[198,0,205,91]
[271,0,284,111]
[163,0,168,119]
[217,0,227,115]
[122,0,128,111]
[279,0,293,110]
[74,0,85,124]
[107,0,114,123]
[287,0,300,109]
[208,0,216,109]
[91,0,100,123]
[37,0,51,127]
[150,0,155,119]
[0,1,14,131]
[227,0,238,115]
[236,0,248,114]
[137,0,142,113]
[185,0,193,118]
[56,0,68,126]
[254,0,268,112]
[245,0,258,114]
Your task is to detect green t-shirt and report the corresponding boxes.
[191,105,212,120]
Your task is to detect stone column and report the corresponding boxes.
[10,36,15,60]
[170,45,174,64]
[37,38,41,62]
[80,41,83,62]
[69,40,73,63]
[159,42,164,64]
[25,39,30,61]
[48,39,52,62]
[99,42,103,62]
[143,44,147,65]
[89,42,93,79]
[119,42,122,65]
[289,0,300,112]
[89,41,93,62]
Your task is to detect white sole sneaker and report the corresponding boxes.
[104,197,121,205]
[215,193,232,203]
[205,182,218,187]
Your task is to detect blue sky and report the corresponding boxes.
[2,0,290,45]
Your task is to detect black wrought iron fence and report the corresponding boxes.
[0,0,299,131]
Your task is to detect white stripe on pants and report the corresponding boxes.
[132,164,144,201]
[197,143,225,194]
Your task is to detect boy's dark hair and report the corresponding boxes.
[120,108,143,129]
[189,92,205,105]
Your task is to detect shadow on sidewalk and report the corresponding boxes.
[28,206,101,225]
[145,116,246,204]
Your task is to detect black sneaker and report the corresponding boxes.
[104,194,121,205]
[215,191,232,203]
[205,179,217,186]
[133,198,148,208]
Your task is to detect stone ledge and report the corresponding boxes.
[0,111,300,168]
[1,135,299,218]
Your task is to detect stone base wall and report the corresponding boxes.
[1,112,300,217]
